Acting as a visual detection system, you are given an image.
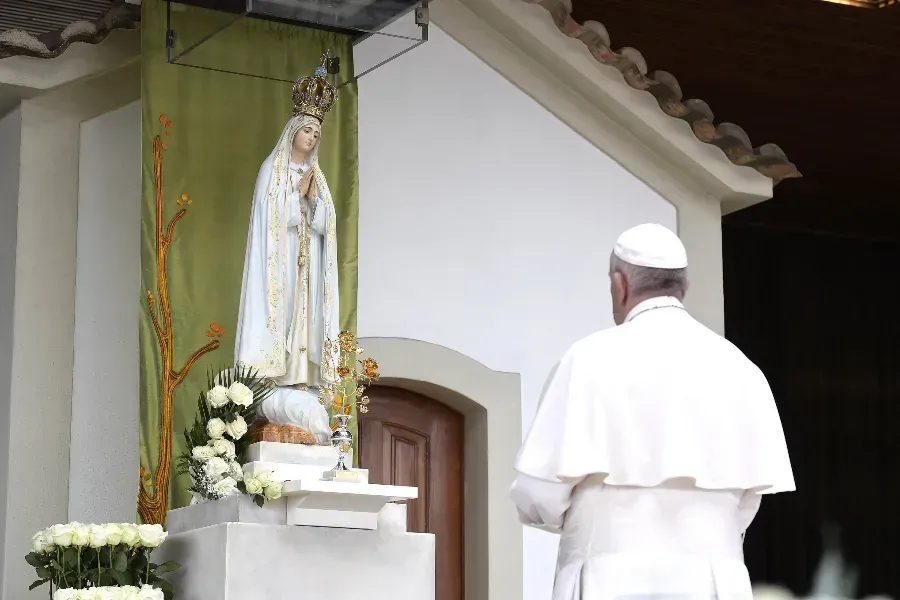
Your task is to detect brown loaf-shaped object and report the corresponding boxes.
[247,418,319,445]
[280,424,318,445]
[249,421,281,444]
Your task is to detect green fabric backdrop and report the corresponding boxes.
[138,0,358,521]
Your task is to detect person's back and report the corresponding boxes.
[510,224,794,600]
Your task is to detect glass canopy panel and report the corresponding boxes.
[250,0,421,32]
[165,0,425,85]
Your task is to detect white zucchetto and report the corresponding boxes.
[613,223,688,269]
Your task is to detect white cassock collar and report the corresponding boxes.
[623,296,685,324]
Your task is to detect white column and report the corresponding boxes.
[68,100,141,524]
[0,105,22,594]
[0,63,139,599]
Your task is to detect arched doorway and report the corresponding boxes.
[358,385,464,600]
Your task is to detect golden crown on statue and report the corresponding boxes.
[292,52,338,122]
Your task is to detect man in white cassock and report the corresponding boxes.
[511,223,795,600]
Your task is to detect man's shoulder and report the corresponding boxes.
[565,327,629,360]
[564,318,768,382]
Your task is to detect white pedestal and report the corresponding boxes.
[243,441,366,483]
[283,480,417,530]
[246,441,346,465]
[153,523,434,600]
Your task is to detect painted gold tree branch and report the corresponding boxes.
[138,119,220,526]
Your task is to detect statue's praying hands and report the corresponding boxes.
[299,167,316,200]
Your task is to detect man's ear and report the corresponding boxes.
[612,271,628,305]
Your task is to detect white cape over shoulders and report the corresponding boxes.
[516,299,795,495]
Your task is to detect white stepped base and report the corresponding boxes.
[246,441,351,465]
[166,493,410,535]
[282,479,417,529]
[243,460,369,484]
[167,494,285,535]
[153,523,434,600]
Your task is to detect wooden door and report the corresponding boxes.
[358,386,464,600]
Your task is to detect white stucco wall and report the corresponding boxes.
[355,25,676,600]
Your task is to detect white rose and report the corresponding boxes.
[228,460,244,481]
[42,529,55,550]
[119,587,141,600]
[119,523,139,547]
[244,477,263,495]
[206,385,230,408]
[71,524,91,547]
[224,415,248,440]
[138,586,164,600]
[254,470,272,487]
[104,523,124,546]
[78,589,101,600]
[53,589,80,600]
[227,381,254,407]
[31,530,47,553]
[50,523,75,547]
[100,587,123,600]
[263,480,283,500]
[207,417,226,439]
[191,445,216,460]
[137,523,167,548]
[203,456,229,479]
[213,476,239,497]
[208,438,236,458]
[88,524,109,548]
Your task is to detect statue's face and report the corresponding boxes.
[293,122,321,155]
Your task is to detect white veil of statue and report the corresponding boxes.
[235,113,340,392]
[235,108,340,443]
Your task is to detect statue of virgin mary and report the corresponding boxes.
[235,59,340,444]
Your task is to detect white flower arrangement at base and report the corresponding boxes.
[177,365,283,507]
[25,523,178,600]
[54,584,162,600]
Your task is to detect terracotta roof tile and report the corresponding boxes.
[523,0,801,184]
[0,3,139,60]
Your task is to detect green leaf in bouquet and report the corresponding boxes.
[151,560,181,575]
[199,392,211,424]
[112,549,128,572]
[63,547,79,567]
[254,494,265,508]
[25,552,45,568]
[129,550,148,570]
[109,568,132,586]
[35,565,52,579]
[28,578,49,590]
[153,576,175,600]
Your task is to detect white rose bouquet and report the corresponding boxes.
[25,522,178,599]
[176,365,283,506]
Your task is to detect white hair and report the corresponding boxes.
[610,253,688,298]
